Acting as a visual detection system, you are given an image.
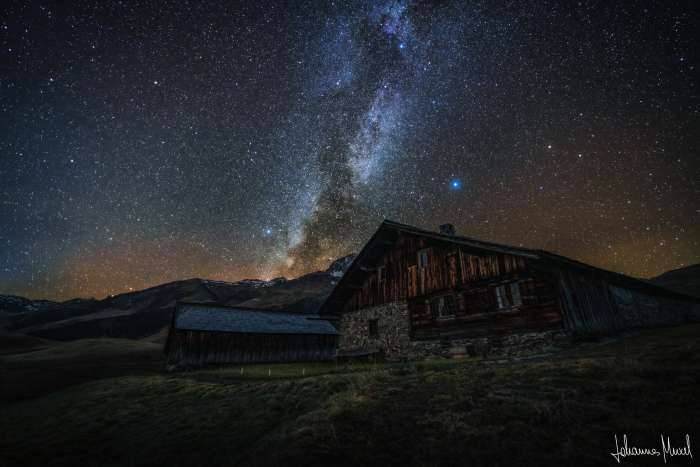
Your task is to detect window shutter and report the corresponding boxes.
[510,282,522,306]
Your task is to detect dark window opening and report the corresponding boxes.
[443,294,457,317]
[368,319,379,338]
[429,297,443,318]
[429,294,457,319]
[376,266,386,285]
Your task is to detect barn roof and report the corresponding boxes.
[173,303,338,335]
[320,219,699,314]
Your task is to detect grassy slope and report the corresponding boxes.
[650,264,700,298]
[1,325,699,467]
[0,338,163,405]
[0,334,52,355]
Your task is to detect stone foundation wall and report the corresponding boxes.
[339,300,568,360]
[408,330,569,360]
[338,301,411,360]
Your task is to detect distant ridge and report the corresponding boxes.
[5,257,694,341]
[650,264,700,299]
[0,254,355,341]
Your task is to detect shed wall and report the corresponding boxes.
[556,269,697,336]
[167,330,337,367]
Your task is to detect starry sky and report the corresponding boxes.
[1,0,698,300]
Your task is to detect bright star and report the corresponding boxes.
[450,178,462,190]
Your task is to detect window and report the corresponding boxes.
[443,294,457,317]
[429,295,456,319]
[510,282,522,307]
[495,285,508,309]
[495,282,523,309]
[429,297,444,318]
[368,319,379,338]
[417,248,430,268]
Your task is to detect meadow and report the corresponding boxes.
[1,324,698,466]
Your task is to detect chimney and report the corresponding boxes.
[439,223,456,236]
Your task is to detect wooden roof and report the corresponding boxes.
[320,219,699,314]
[173,303,338,335]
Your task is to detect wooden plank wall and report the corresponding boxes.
[556,269,623,335]
[346,235,529,311]
[167,331,337,366]
[557,269,694,335]
[344,234,564,339]
[409,275,562,340]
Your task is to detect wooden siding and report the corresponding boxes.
[409,275,562,340]
[556,269,623,334]
[345,235,529,311]
[557,269,693,335]
[344,233,563,339]
[167,330,337,367]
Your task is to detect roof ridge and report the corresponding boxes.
[380,218,542,257]
[319,220,700,313]
[176,301,317,315]
[173,303,338,335]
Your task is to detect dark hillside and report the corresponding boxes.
[650,264,700,298]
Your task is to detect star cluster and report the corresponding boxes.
[1,0,698,299]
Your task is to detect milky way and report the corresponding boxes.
[284,2,425,275]
[1,1,698,300]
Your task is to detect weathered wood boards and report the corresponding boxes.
[557,268,692,335]
[343,233,563,340]
[167,330,337,366]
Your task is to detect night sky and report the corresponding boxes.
[1,1,698,300]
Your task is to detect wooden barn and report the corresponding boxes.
[321,220,700,360]
[165,303,338,367]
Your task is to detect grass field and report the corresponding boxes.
[1,324,698,466]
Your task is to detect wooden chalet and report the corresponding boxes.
[321,220,700,359]
[165,303,338,367]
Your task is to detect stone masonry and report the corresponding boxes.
[338,301,411,360]
[338,301,568,360]
[408,330,569,360]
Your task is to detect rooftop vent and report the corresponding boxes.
[439,224,456,236]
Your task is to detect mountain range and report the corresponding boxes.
[0,255,355,342]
